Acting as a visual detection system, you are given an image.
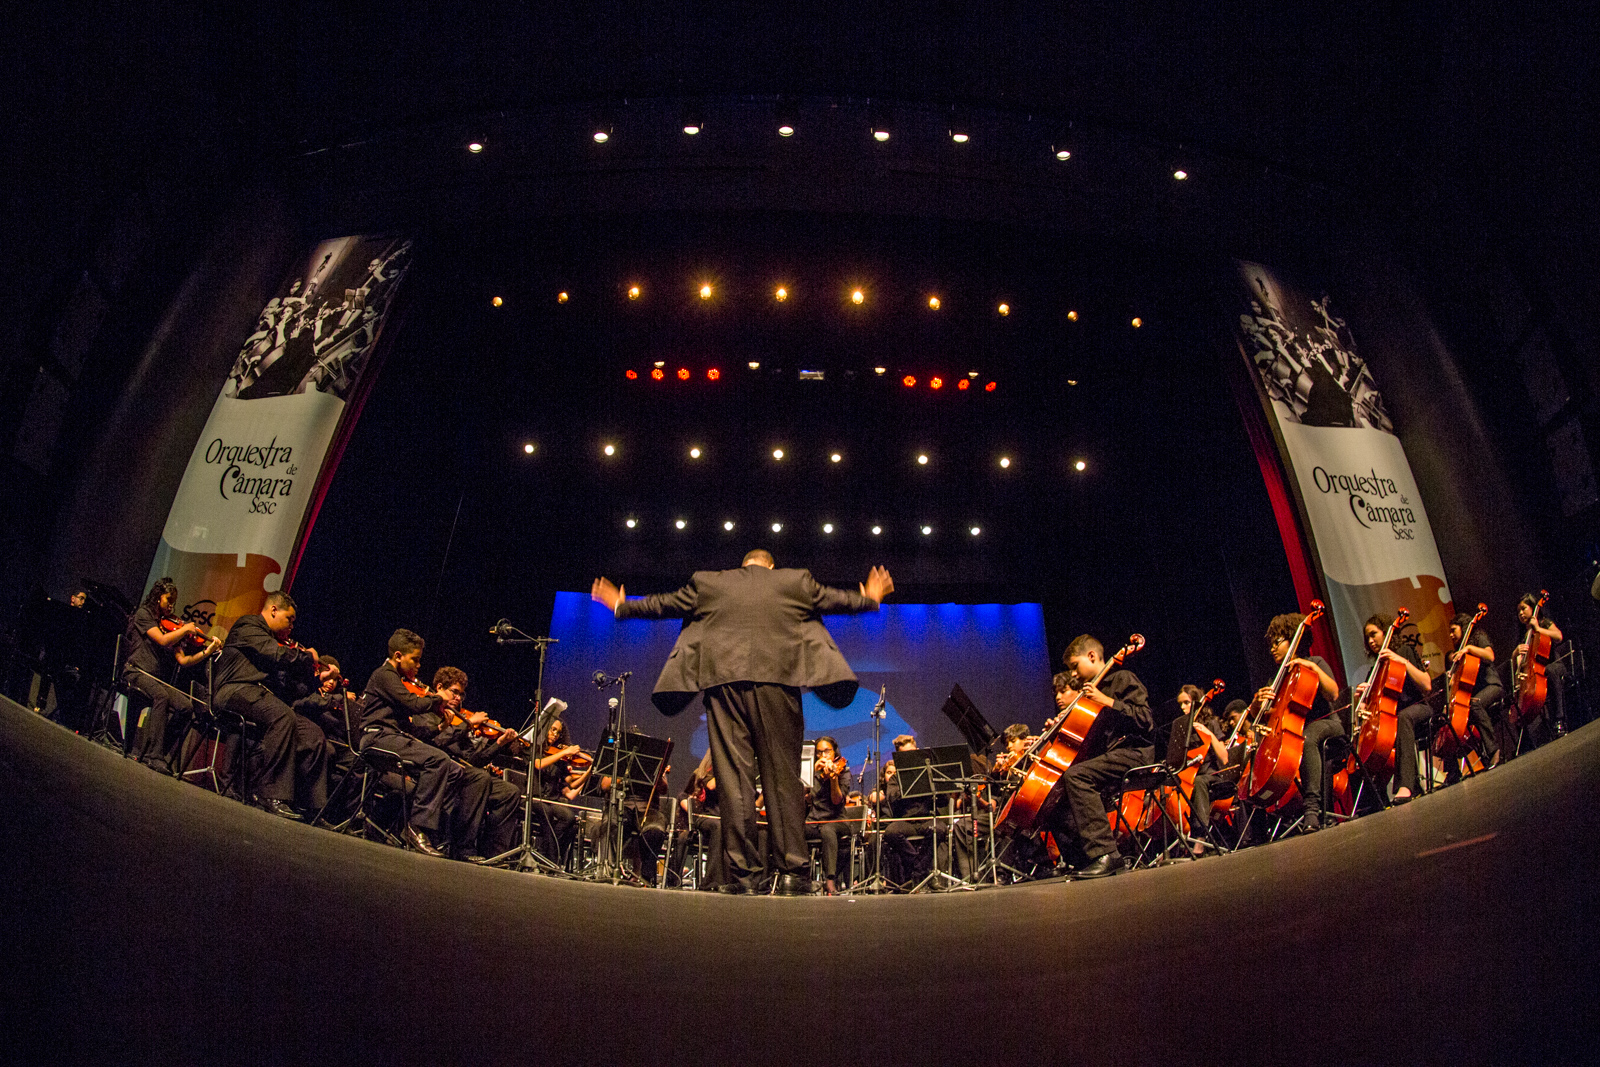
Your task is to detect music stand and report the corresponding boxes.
[583,714,674,885]
[940,685,999,758]
[896,744,976,892]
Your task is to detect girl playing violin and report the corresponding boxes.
[806,736,854,895]
[529,718,589,864]
[121,577,220,772]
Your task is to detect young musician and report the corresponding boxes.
[680,751,725,889]
[121,577,219,771]
[1254,613,1340,834]
[1426,611,1502,782]
[211,591,328,818]
[1514,593,1567,746]
[1042,634,1154,877]
[425,666,522,859]
[531,718,589,865]
[1360,614,1434,802]
[357,629,482,857]
[876,733,934,888]
[1168,686,1231,855]
[806,736,854,895]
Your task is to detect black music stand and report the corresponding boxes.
[896,744,976,892]
[584,717,674,885]
[940,684,999,758]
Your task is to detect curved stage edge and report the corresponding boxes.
[3,697,1597,1065]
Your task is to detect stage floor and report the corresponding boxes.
[3,696,1597,1065]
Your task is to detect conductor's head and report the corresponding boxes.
[742,549,775,569]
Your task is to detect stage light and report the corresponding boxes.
[625,518,637,528]
[651,368,664,380]
[603,444,616,456]
[823,523,834,534]
[523,443,535,454]
[677,368,690,380]
[1067,379,1078,386]
[689,447,702,459]
[917,454,929,465]
[772,448,784,460]
[684,124,701,135]
[871,525,882,536]
[628,285,640,299]
[957,379,969,390]
[654,361,665,368]
[1075,459,1088,471]
[491,296,503,307]
[968,370,979,377]
[774,286,788,301]
[921,525,933,536]
[830,453,842,463]
[593,130,610,143]
[985,381,997,391]
[748,361,761,370]
[1068,309,1078,321]
[970,526,981,536]
[558,291,569,303]
[997,303,1010,316]
[928,296,941,309]
[874,367,886,375]
[771,522,783,532]
[999,456,1011,468]
[699,284,712,299]
[902,375,916,388]
[1131,317,1142,328]
[951,131,969,143]
[724,520,735,531]
[467,142,483,153]
[1055,147,1071,160]
[929,377,943,390]
[851,289,865,304]
[1174,169,1188,180]
[707,368,720,380]
[873,128,890,142]
[778,124,795,137]
[675,519,687,529]
[625,369,638,380]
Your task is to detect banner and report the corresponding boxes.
[145,235,412,631]
[1233,261,1453,684]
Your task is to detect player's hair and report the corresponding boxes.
[1052,670,1074,693]
[1064,634,1103,662]
[742,548,775,567]
[144,577,177,613]
[1002,723,1031,744]
[1265,613,1305,650]
[433,665,468,691]
[387,628,424,656]
[264,590,297,612]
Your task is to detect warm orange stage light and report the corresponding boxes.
[957,379,969,390]
[677,368,690,380]
[902,375,916,388]
[985,381,997,392]
[625,369,638,380]
[651,368,664,380]
[930,377,944,390]
[706,368,721,380]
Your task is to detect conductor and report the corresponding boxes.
[592,550,893,895]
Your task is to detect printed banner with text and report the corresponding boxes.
[146,235,412,632]
[1234,261,1454,684]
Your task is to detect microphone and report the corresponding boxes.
[872,685,887,718]
[594,670,632,689]
[608,697,619,709]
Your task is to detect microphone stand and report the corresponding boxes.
[852,686,894,895]
[484,622,569,876]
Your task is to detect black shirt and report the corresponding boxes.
[1457,627,1500,692]
[212,614,315,697]
[1263,654,1337,722]
[121,605,172,679]
[807,766,854,822]
[1364,637,1429,706]
[359,661,440,734]
[1095,668,1155,751]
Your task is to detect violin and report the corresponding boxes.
[1353,607,1410,779]
[1244,600,1326,812]
[1511,590,1552,728]
[1434,603,1490,764]
[157,615,217,655]
[1163,679,1227,829]
[441,703,531,752]
[997,633,1146,835]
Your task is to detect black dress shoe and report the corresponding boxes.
[1295,813,1323,835]
[714,883,746,895]
[401,825,446,857]
[254,796,303,821]
[774,873,809,896]
[1073,853,1123,879]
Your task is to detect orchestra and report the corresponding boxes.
[30,575,1587,892]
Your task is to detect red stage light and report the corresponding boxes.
[930,377,944,390]
[625,369,638,380]
[902,375,916,388]
[651,368,665,380]
[985,381,997,392]
[677,368,690,380]
[707,368,720,380]
[957,378,969,390]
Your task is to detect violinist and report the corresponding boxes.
[1357,614,1433,802]
[211,591,328,819]
[1255,613,1340,834]
[988,723,1050,876]
[1168,687,1232,855]
[357,628,482,858]
[806,736,853,895]
[120,577,219,772]
[1041,635,1153,878]
[425,667,522,860]
[876,734,934,889]
[680,751,725,889]
[291,655,352,743]
[530,718,589,865]
[1514,593,1566,746]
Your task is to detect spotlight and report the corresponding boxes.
[683,124,701,136]
[593,129,610,143]
[999,456,1011,468]
[902,375,916,388]
[628,285,641,299]
[970,526,981,536]
[651,368,664,380]
[1174,169,1188,181]
[921,525,933,536]
[491,296,503,307]
[1131,317,1142,328]
[700,284,712,299]
[558,291,570,303]
[1067,310,1078,321]
[654,361,665,368]
[985,381,997,392]
[724,520,735,531]
[874,366,887,375]
[830,453,842,463]
[778,124,795,137]
[851,289,865,304]
[823,523,834,534]
[523,443,535,454]
[707,368,720,380]
[625,369,638,380]
[774,286,788,301]
[775,99,799,138]
[871,526,882,536]
[957,379,969,391]
[951,131,969,144]
[689,447,702,459]
[929,377,943,390]
[675,519,687,529]
[1055,147,1072,161]
[625,518,637,528]
[748,361,761,370]
[467,142,484,153]
[997,303,1010,316]
[1067,379,1079,386]
[872,128,890,142]
[677,368,690,380]
[917,454,929,465]
[928,296,941,309]
[1075,459,1088,472]
[772,448,784,460]
[603,444,616,456]
[968,370,979,377]
[771,522,783,532]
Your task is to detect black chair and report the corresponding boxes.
[338,741,422,849]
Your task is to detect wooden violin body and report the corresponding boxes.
[1435,604,1489,759]
[1512,590,1552,728]
[1354,608,1410,779]
[1244,601,1326,813]
[157,615,211,654]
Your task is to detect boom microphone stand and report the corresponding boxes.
[852,686,895,895]
[484,620,569,876]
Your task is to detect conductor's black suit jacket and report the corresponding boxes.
[615,565,879,716]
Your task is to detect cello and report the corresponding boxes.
[1243,600,1326,812]
[1511,590,1552,728]
[1434,603,1490,763]
[1352,607,1410,780]
[997,634,1146,835]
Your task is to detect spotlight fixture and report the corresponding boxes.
[625,518,637,528]
[999,456,1011,468]
[929,377,943,390]
[1067,310,1078,321]
[957,379,969,391]
[851,289,865,304]
[772,448,784,460]
[872,128,890,142]
[699,284,712,299]
[1067,379,1079,386]
[558,291,569,303]
[628,285,641,300]
[689,447,702,459]
[467,141,484,153]
[921,525,933,536]
[724,520,735,531]
[523,443,534,454]
[822,523,834,534]
[1173,169,1188,180]
[1131,317,1143,328]
[603,444,616,456]
[675,519,687,529]
[778,123,795,137]
[1075,459,1088,472]
[829,453,842,463]
[970,527,981,536]
[491,296,503,307]
[624,368,637,379]
[1054,147,1072,161]
[593,129,610,143]
[683,123,701,136]
[951,131,969,144]
[774,286,788,301]
[997,303,1010,316]
[874,366,887,375]
[775,99,799,138]
[902,375,916,388]
[917,454,929,464]
[677,368,690,380]
[748,361,761,370]
[985,381,997,392]
[871,526,882,536]
[650,368,664,380]
[706,368,720,380]
[771,522,783,533]
[654,361,665,368]
[928,296,941,309]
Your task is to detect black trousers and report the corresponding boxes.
[532,797,579,865]
[1297,715,1346,817]
[805,819,851,879]
[220,684,327,809]
[1046,744,1154,862]
[704,681,806,889]
[124,671,193,766]
[358,726,466,838]
[465,769,519,856]
[1189,767,1240,835]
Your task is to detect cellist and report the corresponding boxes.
[1040,634,1153,879]
[1254,613,1340,834]
[1513,593,1566,747]
[1410,611,1500,792]
[1357,613,1432,802]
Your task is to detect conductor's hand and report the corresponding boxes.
[861,566,894,604]
[591,577,625,613]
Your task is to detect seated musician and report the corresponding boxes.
[1255,613,1341,834]
[1168,687,1233,856]
[981,722,1049,877]
[424,666,522,860]
[357,629,482,857]
[291,655,353,743]
[1430,611,1502,781]
[876,733,934,888]
[121,577,219,772]
[806,736,854,895]
[1514,593,1566,747]
[1041,636,1154,878]
[1357,614,1434,802]
[531,718,590,865]
[680,751,725,889]
[623,762,674,885]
